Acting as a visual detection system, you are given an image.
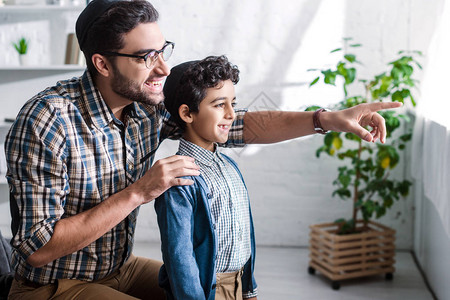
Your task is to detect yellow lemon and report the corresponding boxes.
[332,137,342,150]
[381,157,390,169]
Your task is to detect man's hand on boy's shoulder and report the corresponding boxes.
[128,155,200,205]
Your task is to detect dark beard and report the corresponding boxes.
[110,63,164,105]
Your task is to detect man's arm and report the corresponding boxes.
[27,155,200,267]
[243,102,403,144]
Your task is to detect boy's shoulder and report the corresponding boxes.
[162,174,210,198]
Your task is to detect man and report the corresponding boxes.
[5,0,401,299]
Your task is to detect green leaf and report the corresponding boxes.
[383,197,394,208]
[345,132,359,140]
[350,43,362,48]
[344,54,356,63]
[12,37,28,55]
[391,90,404,103]
[332,188,352,199]
[375,205,386,218]
[322,70,337,85]
[310,76,320,87]
[391,67,404,81]
[362,200,376,219]
[330,48,342,53]
[401,64,414,77]
[410,94,417,106]
[397,180,412,196]
[324,132,339,147]
[375,167,385,178]
[305,105,321,112]
[316,145,327,158]
[399,133,412,142]
[345,68,356,84]
[414,61,423,70]
[338,173,351,188]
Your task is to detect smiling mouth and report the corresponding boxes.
[145,80,163,87]
[218,125,230,129]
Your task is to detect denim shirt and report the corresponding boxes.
[155,154,257,300]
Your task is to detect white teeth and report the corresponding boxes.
[219,125,229,129]
[146,81,162,86]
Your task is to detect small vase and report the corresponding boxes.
[19,54,30,66]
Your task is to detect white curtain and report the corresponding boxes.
[412,0,450,238]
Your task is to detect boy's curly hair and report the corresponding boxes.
[164,55,240,129]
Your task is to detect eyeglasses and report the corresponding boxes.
[103,41,175,69]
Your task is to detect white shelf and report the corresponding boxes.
[0,65,85,71]
[0,4,85,11]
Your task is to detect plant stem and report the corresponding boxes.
[352,139,362,231]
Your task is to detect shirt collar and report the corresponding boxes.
[80,70,145,129]
[178,138,221,166]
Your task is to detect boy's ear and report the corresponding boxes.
[179,104,193,124]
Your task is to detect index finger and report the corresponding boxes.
[367,101,403,112]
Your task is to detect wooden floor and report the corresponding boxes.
[133,243,435,300]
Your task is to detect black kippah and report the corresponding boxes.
[76,0,121,51]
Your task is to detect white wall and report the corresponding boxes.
[0,1,444,254]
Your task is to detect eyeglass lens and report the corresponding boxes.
[145,43,174,69]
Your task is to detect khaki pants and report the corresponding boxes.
[8,255,165,300]
[214,269,243,300]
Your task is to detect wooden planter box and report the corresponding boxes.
[308,220,395,290]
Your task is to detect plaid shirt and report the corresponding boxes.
[5,71,246,285]
[178,138,257,298]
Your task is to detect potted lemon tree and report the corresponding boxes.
[306,39,421,290]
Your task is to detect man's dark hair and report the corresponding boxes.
[164,55,240,130]
[82,0,159,77]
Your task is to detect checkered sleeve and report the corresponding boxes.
[6,99,69,260]
[221,108,247,148]
[157,103,182,140]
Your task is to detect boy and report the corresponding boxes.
[155,56,258,300]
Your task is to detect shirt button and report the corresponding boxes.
[207,193,213,199]
[129,164,134,171]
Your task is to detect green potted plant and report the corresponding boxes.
[12,37,29,66]
[306,38,422,290]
